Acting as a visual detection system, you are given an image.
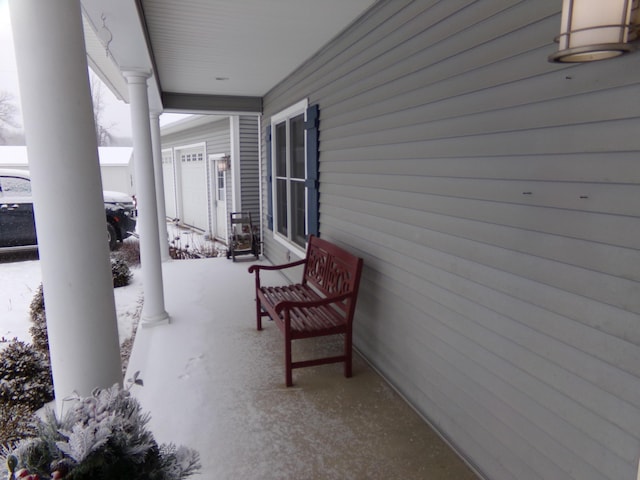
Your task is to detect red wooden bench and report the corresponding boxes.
[248,235,364,386]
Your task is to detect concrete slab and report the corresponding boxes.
[126,257,478,479]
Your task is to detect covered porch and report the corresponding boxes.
[126,256,478,479]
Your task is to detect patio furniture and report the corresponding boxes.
[226,212,260,261]
[248,235,363,386]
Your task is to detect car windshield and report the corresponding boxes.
[0,176,32,195]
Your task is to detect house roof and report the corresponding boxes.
[0,146,133,167]
[80,0,377,114]
[160,114,229,136]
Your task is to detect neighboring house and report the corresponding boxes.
[97,147,135,195]
[0,146,134,194]
[258,3,640,480]
[160,114,260,244]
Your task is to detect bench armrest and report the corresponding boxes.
[248,258,306,274]
[274,292,352,315]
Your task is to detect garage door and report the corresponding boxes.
[162,149,177,219]
[177,146,208,230]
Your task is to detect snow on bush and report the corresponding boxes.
[1,383,200,480]
[0,340,53,412]
[110,255,133,288]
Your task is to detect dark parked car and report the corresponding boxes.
[0,168,136,250]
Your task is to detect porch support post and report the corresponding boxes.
[123,70,170,326]
[150,111,170,262]
[8,0,122,404]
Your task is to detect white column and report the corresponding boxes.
[150,111,170,261]
[9,0,122,404]
[123,70,169,326]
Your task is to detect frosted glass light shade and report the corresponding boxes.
[549,0,634,62]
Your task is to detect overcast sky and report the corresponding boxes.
[0,0,188,138]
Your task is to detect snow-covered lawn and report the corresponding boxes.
[0,255,142,351]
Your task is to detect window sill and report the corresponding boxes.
[272,232,306,259]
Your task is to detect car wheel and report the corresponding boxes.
[107,223,117,251]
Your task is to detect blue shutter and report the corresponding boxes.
[266,124,273,231]
[305,104,320,238]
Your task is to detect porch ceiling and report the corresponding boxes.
[80,0,377,113]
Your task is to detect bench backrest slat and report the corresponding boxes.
[302,235,363,317]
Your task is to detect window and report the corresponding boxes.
[270,100,310,250]
[217,168,225,202]
[267,101,319,251]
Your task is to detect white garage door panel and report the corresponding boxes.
[179,148,207,230]
[162,150,176,219]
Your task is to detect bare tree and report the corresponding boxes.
[89,71,117,146]
[0,90,20,144]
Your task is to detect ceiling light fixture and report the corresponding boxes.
[549,0,638,63]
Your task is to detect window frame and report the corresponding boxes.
[270,98,309,256]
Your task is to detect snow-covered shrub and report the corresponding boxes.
[0,340,53,412]
[115,238,141,266]
[110,255,132,288]
[29,284,49,356]
[0,402,36,448]
[0,383,200,480]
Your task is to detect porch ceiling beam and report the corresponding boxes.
[161,92,263,114]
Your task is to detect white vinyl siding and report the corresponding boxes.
[260,1,640,479]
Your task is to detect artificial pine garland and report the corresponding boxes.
[1,381,200,480]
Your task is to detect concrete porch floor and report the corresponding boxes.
[126,256,479,480]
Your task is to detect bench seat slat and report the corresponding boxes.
[260,284,345,337]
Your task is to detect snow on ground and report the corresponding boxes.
[0,223,216,353]
[0,254,143,351]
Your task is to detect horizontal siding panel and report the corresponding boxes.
[320,183,640,253]
[322,173,639,216]
[324,207,640,381]
[309,2,557,111]
[323,56,640,133]
[320,118,640,155]
[239,116,260,219]
[322,86,640,149]
[354,292,516,479]
[320,182,640,281]
[340,226,640,469]
[351,247,632,480]
[316,119,640,162]
[320,193,640,314]
[356,284,556,480]
[320,153,640,184]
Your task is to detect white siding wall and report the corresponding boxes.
[261,1,640,479]
[100,166,132,195]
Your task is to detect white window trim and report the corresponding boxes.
[270,98,308,257]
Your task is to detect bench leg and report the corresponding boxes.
[256,297,263,331]
[344,330,353,378]
[285,333,293,387]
